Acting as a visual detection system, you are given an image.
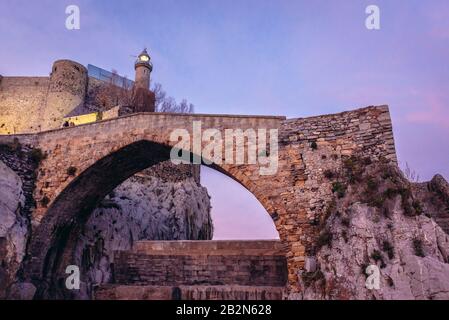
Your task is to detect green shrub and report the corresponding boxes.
[362,157,372,165]
[382,207,391,219]
[325,200,337,216]
[397,188,415,216]
[40,195,50,208]
[366,177,379,192]
[332,182,346,198]
[29,148,46,164]
[341,216,350,228]
[398,187,412,199]
[301,270,325,287]
[382,240,395,259]
[384,188,398,199]
[412,200,423,215]
[323,169,335,180]
[381,166,395,180]
[321,200,337,227]
[342,156,356,171]
[342,156,364,184]
[0,138,22,153]
[66,166,77,176]
[403,200,414,216]
[368,195,385,208]
[317,229,333,248]
[370,250,383,262]
[342,230,348,243]
[413,238,425,257]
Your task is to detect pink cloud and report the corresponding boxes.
[405,94,449,129]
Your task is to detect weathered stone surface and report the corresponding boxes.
[296,161,449,300]
[8,282,36,300]
[0,160,24,218]
[428,175,449,233]
[0,160,28,298]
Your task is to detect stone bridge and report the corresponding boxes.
[0,105,397,295]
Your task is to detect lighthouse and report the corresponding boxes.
[133,48,155,112]
[134,48,152,90]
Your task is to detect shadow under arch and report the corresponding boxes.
[24,139,282,298]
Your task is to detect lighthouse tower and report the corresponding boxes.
[134,48,152,90]
[132,48,155,112]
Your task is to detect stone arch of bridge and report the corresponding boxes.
[25,139,288,298]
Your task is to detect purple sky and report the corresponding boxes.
[1,0,448,239]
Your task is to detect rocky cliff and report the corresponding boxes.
[0,142,41,299]
[297,157,449,300]
[0,160,28,298]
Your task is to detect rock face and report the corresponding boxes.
[72,162,213,299]
[416,175,449,234]
[0,160,28,299]
[0,143,41,299]
[297,158,449,300]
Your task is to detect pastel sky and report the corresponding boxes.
[1,0,448,239]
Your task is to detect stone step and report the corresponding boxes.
[112,240,288,287]
[95,284,286,300]
[131,239,287,256]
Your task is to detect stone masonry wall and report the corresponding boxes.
[278,105,397,260]
[113,240,288,287]
[114,253,287,287]
[0,60,90,134]
[0,60,106,135]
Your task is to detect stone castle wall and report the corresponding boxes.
[41,60,88,131]
[0,60,119,134]
[0,77,50,134]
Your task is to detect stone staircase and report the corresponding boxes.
[95,240,288,300]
